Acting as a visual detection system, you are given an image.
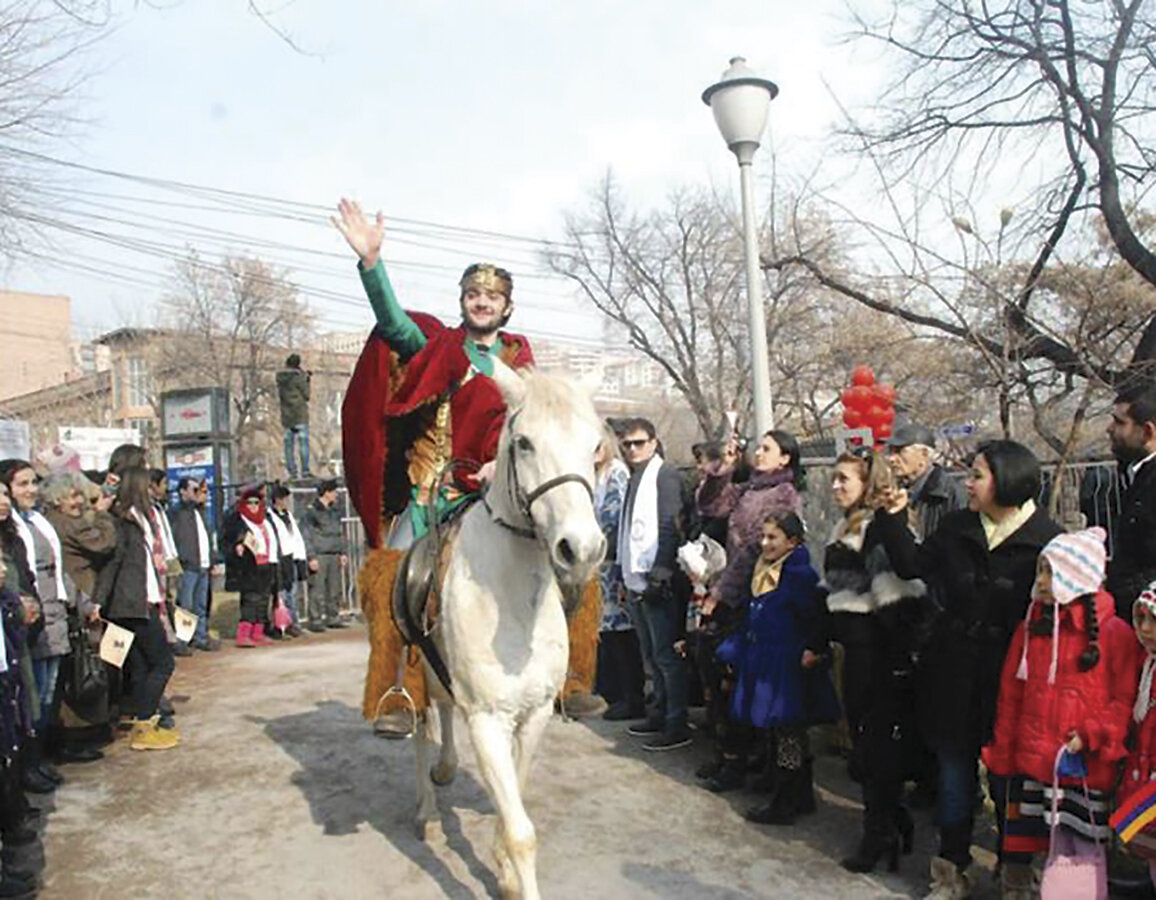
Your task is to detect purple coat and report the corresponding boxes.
[697,466,801,608]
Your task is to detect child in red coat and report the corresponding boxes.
[1120,581,1156,880]
[982,527,1138,897]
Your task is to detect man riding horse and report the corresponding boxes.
[333,199,604,737]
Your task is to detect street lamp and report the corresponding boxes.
[702,56,779,435]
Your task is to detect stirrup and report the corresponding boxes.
[372,686,417,740]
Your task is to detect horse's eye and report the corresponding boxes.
[515,435,534,453]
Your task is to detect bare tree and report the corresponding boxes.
[547,174,886,439]
[842,0,1156,383]
[159,250,315,476]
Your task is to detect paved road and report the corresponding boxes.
[25,626,1003,899]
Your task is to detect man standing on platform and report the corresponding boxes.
[278,353,312,480]
[1107,381,1156,618]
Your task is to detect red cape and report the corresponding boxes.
[341,314,534,548]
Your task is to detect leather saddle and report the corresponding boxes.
[389,512,467,696]
[392,532,441,648]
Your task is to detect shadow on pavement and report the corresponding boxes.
[254,699,500,899]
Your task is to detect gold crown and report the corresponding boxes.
[459,263,512,299]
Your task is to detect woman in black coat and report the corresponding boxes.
[874,440,1061,897]
[92,467,178,752]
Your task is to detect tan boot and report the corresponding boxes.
[925,856,970,899]
[559,691,608,719]
[130,716,181,751]
[999,862,1034,900]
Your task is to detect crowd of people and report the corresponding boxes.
[589,381,1156,899]
[0,444,350,897]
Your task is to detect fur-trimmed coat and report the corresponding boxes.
[822,510,928,780]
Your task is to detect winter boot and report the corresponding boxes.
[129,716,180,751]
[999,862,1034,900]
[251,623,275,646]
[925,857,970,899]
[793,757,817,816]
[704,758,746,794]
[235,622,255,648]
[745,766,803,825]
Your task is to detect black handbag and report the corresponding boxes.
[64,613,108,709]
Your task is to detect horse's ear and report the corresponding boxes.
[490,357,527,408]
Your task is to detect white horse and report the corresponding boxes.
[413,362,605,900]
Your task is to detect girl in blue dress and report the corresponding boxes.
[718,510,840,824]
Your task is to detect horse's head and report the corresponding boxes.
[489,361,606,603]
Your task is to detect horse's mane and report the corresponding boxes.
[502,367,597,430]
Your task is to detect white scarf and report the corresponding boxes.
[154,502,178,562]
[242,517,275,562]
[14,510,67,600]
[130,509,164,606]
[269,510,307,561]
[619,455,663,590]
[1137,655,1156,724]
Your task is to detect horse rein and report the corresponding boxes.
[482,410,594,541]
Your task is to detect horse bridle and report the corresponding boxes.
[482,410,594,540]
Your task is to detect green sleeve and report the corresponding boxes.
[358,260,427,356]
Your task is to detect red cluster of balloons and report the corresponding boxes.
[841,365,896,444]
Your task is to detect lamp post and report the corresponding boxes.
[702,56,779,435]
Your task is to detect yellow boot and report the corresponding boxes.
[130,716,181,751]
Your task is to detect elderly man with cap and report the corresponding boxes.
[886,423,966,543]
[332,199,604,737]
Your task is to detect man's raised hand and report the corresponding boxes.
[332,198,385,268]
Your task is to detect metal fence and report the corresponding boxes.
[217,482,366,622]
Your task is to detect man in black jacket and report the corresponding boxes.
[170,477,219,651]
[302,479,348,630]
[617,418,688,751]
[1107,381,1156,618]
[886,423,966,542]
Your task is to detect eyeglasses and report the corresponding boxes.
[620,438,651,449]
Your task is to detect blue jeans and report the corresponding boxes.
[628,587,687,733]
[177,568,211,643]
[282,582,300,624]
[283,423,310,477]
[31,655,62,732]
[936,745,979,868]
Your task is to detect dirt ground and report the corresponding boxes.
[20,625,1008,899]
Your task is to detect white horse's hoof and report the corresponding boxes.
[430,762,457,786]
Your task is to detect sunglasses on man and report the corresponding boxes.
[620,438,651,449]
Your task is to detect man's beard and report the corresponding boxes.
[1111,436,1145,464]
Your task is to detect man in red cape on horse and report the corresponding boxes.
[333,199,603,737]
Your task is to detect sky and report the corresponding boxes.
[4,0,891,347]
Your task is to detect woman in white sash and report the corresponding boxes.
[0,460,72,784]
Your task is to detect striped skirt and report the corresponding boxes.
[1001,775,1111,857]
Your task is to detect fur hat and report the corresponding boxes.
[1017,527,1107,685]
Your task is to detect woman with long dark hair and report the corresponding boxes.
[875,440,1061,899]
[0,459,70,791]
[694,430,805,793]
[92,467,179,751]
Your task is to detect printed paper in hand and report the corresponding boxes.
[173,607,198,644]
[99,621,135,668]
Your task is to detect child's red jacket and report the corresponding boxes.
[982,590,1139,791]
[1122,648,1156,806]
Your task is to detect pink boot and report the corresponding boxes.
[235,621,255,648]
[251,623,275,646]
